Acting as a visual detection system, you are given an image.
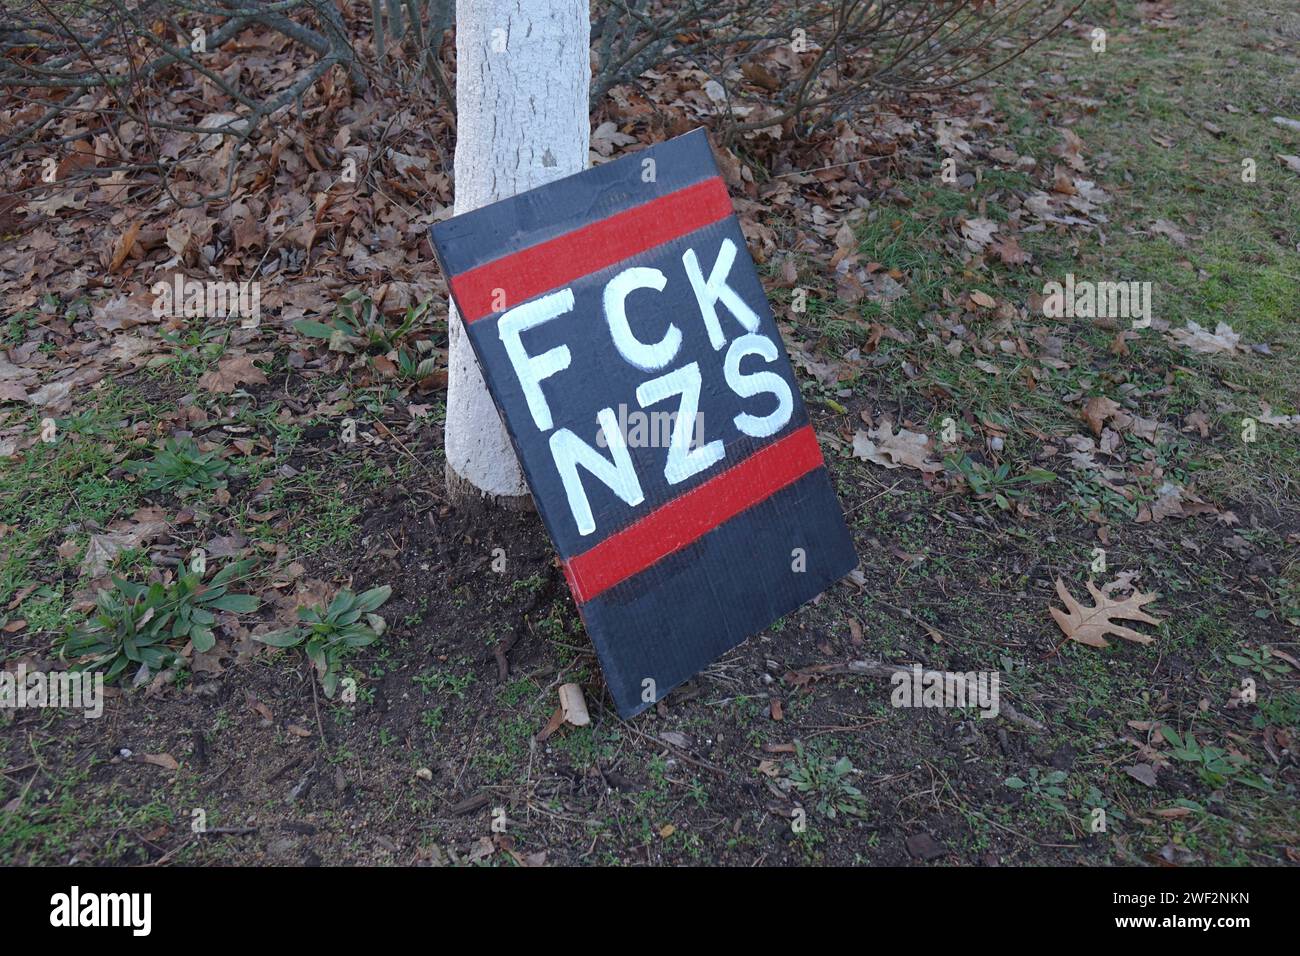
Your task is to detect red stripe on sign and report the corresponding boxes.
[451,177,731,323]
[562,425,825,604]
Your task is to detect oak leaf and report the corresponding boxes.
[1168,321,1241,354]
[990,235,1028,265]
[1082,395,1120,436]
[853,418,941,474]
[960,217,998,251]
[1050,578,1162,648]
[198,354,269,393]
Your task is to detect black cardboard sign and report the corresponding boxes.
[431,129,857,716]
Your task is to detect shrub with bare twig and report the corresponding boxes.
[0,0,1080,209]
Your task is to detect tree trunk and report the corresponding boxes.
[443,0,590,507]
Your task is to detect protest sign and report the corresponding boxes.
[431,129,857,716]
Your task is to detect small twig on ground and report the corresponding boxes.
[266,755,305,784]
[145,838,194,867]
[307,660,327,744]
[606,704,728,777]
[447,791,491,816]
[840,659,1048,733]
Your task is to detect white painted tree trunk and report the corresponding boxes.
[443,0,590,505]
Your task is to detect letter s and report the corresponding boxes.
[724,333,792,438]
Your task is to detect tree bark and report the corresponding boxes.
[443,0,590,507]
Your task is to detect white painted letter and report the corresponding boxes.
[604,266,680,371]
[498,289,574,431]
[724,333,792,437]
[550,408,645,535]
[683,238,761,350]
[635,362,724,485]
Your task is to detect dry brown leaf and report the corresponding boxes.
[1148,482,1186,522]
[109,221,141,273]
[934,117,972,155]
[1082,395,1121,436]
[1149,218,1188,246]
[1183,411,1210,437]
[833,221,856,251]
[852,418,941,474]
[1259,402,1300,429]
[1124,764,1158,787]
[198,353,269,393]
[790,348,844,387]
[847,617,863,644]
[1054,127,1087,171]
[1168,321,1240,354]
[6,583,38,611]
[1271,648,1300,671]
[1050,578,1163,648]
[79,509,169,578]
[141,752,179,770]
[990,235,1028,265]
[740,61,781,92]
[960,217,998,251]
[55,146,98,181]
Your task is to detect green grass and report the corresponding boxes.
[1003,1,1300,436]
[0,736,179,865]
[0,386,150,616]
[802,0,1300,858]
